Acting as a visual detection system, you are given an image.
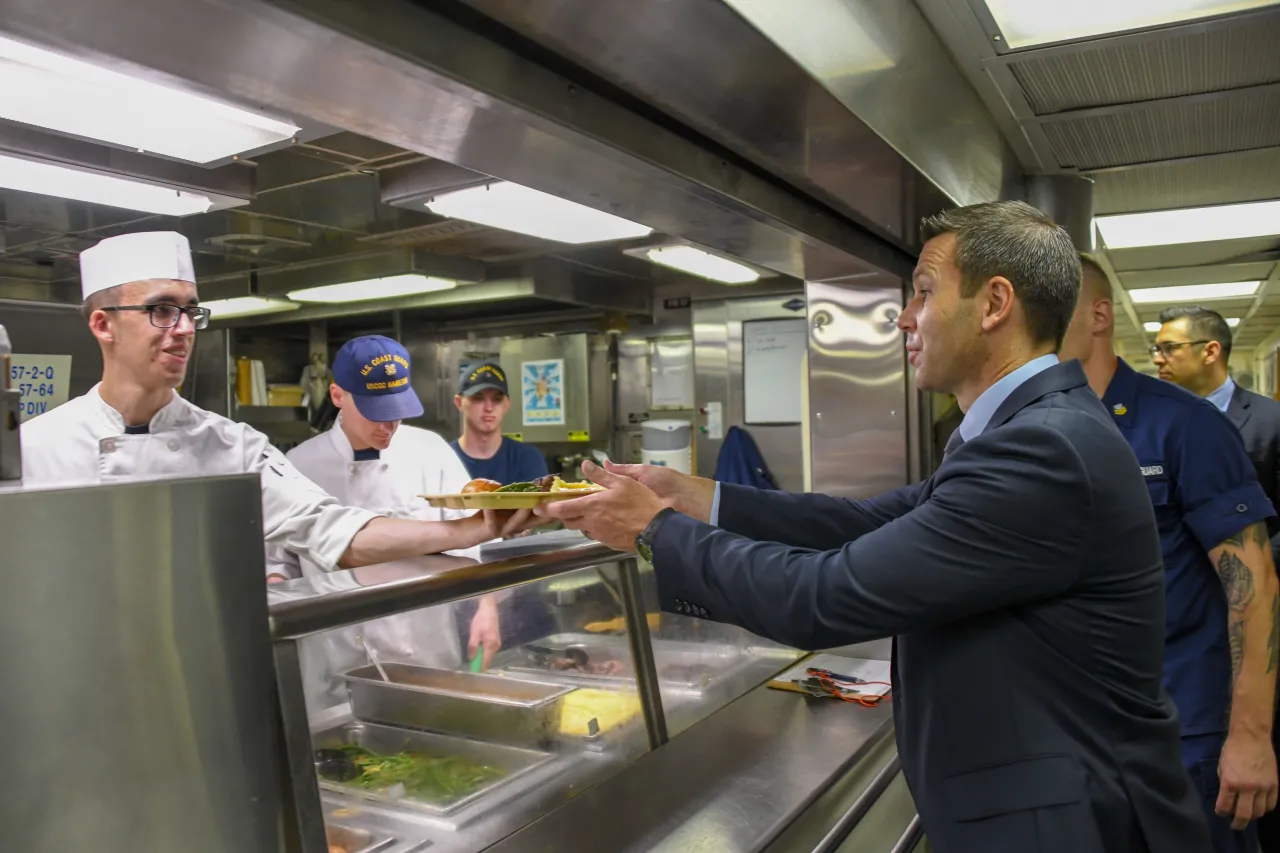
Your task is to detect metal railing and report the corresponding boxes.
[269,541,625,639]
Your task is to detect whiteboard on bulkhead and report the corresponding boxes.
[743,318,807,425]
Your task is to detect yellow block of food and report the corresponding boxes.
[583,613,661,634]
[559,689,641,737]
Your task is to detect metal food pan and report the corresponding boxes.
[343,662,573,749]
[326,823,395,853]
[493,634,750,692]
[313,721,553,817]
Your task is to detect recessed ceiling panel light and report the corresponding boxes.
[0,152,212,215]
[426,181,652,244]
[641,245,761,284]
[288,274,457,304]
[0,35,299,164]
[985,0,1280,49]
[1096,199,1280,249]
[1146,317,1241,331]
[1129,282,1261,304]
[201,297,299,320]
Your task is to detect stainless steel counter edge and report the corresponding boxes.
[482,682,896,853]
[268,542,625,639]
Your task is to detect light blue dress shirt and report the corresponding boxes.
[1204,377,1235,414]
[957,354,1060,441]
[709,354,1060,526]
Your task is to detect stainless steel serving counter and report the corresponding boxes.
[267,535,911,853]
[485,681,895,853]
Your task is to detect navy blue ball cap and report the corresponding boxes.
[333,335,424,422]
[458,361,509,397]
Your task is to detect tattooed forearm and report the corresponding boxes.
[1221,523,1269,550]
[1216,551,1257,612]
[1269,591,1279,675]
[1230,619,1245,681]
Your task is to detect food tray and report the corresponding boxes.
[419,491,595,510]
[313,721,553,816]
[326,823,395,853]
[343,662,574,748]
[490,634,753,695]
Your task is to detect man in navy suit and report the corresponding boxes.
[540,200,1211,852]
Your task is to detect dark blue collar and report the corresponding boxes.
[123,424,150,435]
[984,359,1090,434]
[1101,357,1141,428]
[352,448,381,462]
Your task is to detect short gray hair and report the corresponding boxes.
[1157,305,1233,362]
[920,200,1081,348]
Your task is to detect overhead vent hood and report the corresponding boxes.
[210,254,651,328]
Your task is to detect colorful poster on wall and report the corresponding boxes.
[521,358,565,426]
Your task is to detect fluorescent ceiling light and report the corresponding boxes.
[288,274,457,304]
[985,0,1280,49]
[201,297,299,320]
[0,35,299,164]
[1145,317,1241,332]
[0,152,212,215]
[1096,199,1280,249]
[1129,282,1260,304]
[425,181,652,244]
[643,245,761,284]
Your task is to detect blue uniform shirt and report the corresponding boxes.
[450,437,549,485]
[1103,358,1274,738]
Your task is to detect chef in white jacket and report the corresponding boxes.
[21,231,515,572]
[267,335,504,708]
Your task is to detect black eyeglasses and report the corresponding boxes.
[101,304,211,330]
[1149,340,1210,358]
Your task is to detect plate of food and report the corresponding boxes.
[422,474,603,509]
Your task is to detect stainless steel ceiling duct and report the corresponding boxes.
[1026,174,1095,253]
[0,0,922,283]
[456,0,1018,215]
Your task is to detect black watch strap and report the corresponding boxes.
[636,507,677,562]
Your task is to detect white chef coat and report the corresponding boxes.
[20,385,377,570]
[267,416,481,711]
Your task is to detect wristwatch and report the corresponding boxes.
[636,507,677,563]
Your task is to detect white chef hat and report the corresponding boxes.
[78,231,196,300]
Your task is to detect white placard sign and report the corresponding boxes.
[10,354,73,422]
[650,338,695,409]
[743,318,806,425]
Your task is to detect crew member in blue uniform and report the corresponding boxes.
[450,362,549,485]
[1059,254,1280,851]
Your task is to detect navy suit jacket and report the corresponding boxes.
[1226,384,1280,560]
[650,361,1210,853]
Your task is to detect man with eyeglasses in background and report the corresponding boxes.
[1154,304,1280,853]
[1154,307,1280,562]
[21,231,524,575]
[1058,258,1279,852]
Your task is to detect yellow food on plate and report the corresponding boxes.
[550,476,603,493]
[559,689,642,736]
